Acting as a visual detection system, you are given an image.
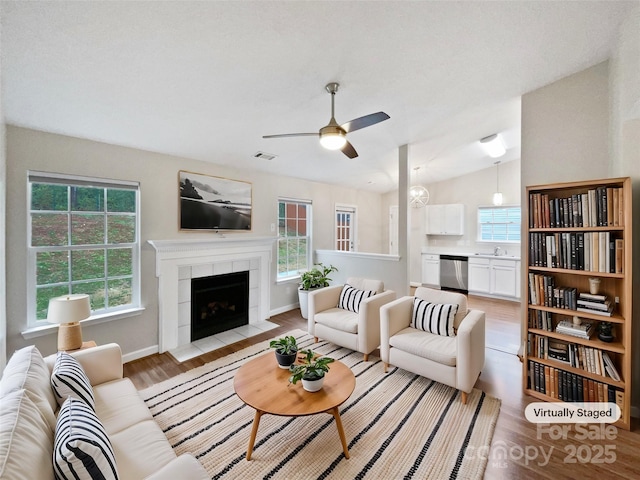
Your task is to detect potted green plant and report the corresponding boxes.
[269,335,298,369]
[288,348,335,392]
[297,263,338,319]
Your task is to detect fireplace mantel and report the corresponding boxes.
[148,236,276,352]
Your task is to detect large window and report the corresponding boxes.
[277,199,311,279]
[478,206,521,242]
[28,172,140,326]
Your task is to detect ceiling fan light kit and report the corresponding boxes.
[480,133,506,158]
[319,125,347,150]
[263,82,389,159]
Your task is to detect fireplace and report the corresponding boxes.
[191,271,249,341]
[148,236,275,352]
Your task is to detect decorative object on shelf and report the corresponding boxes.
[179,170,252,231]
[47,294,92,351]
[572,315,582,326]
[409,166,429,208]
[269,335,298,369]
[297,263,338,319]
[480,133,506,158]
[589,277,601,295]
[492,160,503,206]
[598,322,614,343]
[288,349,335,392]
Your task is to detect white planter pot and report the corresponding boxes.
[298,287,320,320]
[302,376,324,392]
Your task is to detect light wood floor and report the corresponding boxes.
[123,296,640,479]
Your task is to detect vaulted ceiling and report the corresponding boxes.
[1,1,634,192]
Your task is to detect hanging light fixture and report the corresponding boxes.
[492,160,503,206]
[480,133,506,158]
[409,166,430,208]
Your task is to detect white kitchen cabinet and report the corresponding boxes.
[468,257,490,293]
[468,256,520,300]
[421,254,440,287]
[425,204,464,235]
[491,259,517,298]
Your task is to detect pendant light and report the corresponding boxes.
[492,161,503,206]
[409,166,429,208]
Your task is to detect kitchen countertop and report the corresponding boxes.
[421,248,521,261]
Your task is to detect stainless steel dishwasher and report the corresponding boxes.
[439,255,468,293]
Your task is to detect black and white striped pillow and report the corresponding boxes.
[51,351,95,410]
[411,298,458,337]
[53,397,119,480]
[338,284,375,313]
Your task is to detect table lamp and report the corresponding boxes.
[47,294,91,351]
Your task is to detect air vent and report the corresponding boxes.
[253,151,277,161]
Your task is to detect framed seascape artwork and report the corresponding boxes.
[179,171,252,231]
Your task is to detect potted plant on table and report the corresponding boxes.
[298,263,338,320]
[269,335,298,369]
[288,348,335,392]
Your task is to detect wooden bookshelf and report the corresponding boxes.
[523,177,632,430]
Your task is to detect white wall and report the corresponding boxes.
[521,62,610,187]
[383,159,521,285]
[0,30,6,369]
[522,54,640,414]
[610,4,640,417]
[5,126,385,358]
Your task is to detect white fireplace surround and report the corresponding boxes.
[148,236,276,353]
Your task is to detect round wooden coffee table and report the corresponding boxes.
[233,352,356,460]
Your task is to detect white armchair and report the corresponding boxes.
[380,287,485,404]
[308,277,396,361]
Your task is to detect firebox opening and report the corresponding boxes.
[191,271,249,342]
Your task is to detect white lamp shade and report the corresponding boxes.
[319,132,347,150]
[47,294,91,325]
[492,192,504,206]
[480,134,506,158]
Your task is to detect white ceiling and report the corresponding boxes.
[1,1,635,193]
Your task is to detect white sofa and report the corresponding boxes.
[0,343,209,480]
[308,277,396,361]
[380,287,485,403]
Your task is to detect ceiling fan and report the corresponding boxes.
[262,82,390,159]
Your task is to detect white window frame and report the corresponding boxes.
[26,171,141,330]
[277,198,312,281]
[335,203,357,252]
[477,205,521,243]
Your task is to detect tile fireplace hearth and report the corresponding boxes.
[148,237,276,354]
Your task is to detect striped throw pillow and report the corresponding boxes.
[51,351,95,410]
[411,298,458,337]
[338,284,375,313]
[53,397,119,480]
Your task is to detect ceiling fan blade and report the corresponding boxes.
[341,112,390,133]
[341,141,358,159]
[262,133,318,139]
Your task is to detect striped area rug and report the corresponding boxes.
[140,330,501,480]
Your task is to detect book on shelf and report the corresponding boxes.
[577,293,614,316]
[576,306,613,317]
[528,360,623,408]
[528,231,623,273]
[528,187,624,229]
[602,352,621,382]
[556,319,594,339]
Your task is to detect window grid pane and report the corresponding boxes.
[29,179,139,323]
[478,206,521,242]
[278,200,311,278]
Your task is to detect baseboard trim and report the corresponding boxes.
[123,345,158,364]
[270,303,299,316]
